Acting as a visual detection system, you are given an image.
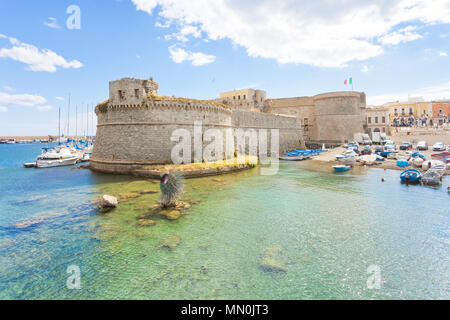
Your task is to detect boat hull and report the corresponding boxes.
[400,169,422,182]
[36,157,78,168]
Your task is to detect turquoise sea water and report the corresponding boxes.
[0,143,448,299]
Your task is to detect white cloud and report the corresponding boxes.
[0,35,83,72]
[44,17,60,29]
[56,97,65,101]
[132,0,450,67]
[378,26,422,45]
[36,105,53,112]
[0,106,7,112]
[168,45,215,66]
[0,91,47,107]
[3,86,14,92]
[361,65,373,73]
[439,51,447,56]
[165,25,202,42]
[368,81,450,105]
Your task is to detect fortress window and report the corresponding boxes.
[135,89,140,98]
[368,117,371,124]
[243,95,246,100]
[118,90,125,100]
[233,96,236,100]
[238,95,241,100]
[375,117,378,123]
[382,116,386,123]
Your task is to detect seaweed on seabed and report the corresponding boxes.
[159,172,184,208]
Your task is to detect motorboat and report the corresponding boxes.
[35,147,80,168]
[429,164,446,177]
[400,169,422,183]
[333,165,351,172]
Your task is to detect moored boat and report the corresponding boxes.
[413,157,425,167]
[421,170,441,186]
[35,147,80,168]
[333,165,351,172]
[400,169,422,183]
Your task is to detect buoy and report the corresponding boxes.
[381,178,385,182]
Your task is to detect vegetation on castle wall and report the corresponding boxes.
[97,99,109,113]
[145,94,230,109]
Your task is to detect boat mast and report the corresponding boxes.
[58,107,61,142]
[75,104,78,142]
[67,94,70,140]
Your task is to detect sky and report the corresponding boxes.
[1,0,450,136]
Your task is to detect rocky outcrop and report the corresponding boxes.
[98,195,118,213]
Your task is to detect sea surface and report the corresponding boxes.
[0,143,448,299]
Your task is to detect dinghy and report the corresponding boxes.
[400,169,422,183]
[413,157,425,167]
[333,165,351,172]
[422,160,445,170]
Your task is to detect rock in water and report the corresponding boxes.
[159,234,182,250]
[99,195,118,212]
[137,219,156,227]
[159,172,184,208]
[259,247,287,273]
[161,210,181,220]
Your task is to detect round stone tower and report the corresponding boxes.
[313,91,366,143]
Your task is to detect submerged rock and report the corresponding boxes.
[137,219,156,227]
[259,247,287,273]
[98,195,118,212]
[161,210,181,220]
[159,234,181,250]
[119,193,141,201]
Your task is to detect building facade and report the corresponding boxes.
[219,89,267,112]
[365,106,390,134]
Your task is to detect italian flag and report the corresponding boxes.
[344,77,352,85]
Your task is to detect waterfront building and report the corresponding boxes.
[365,106,390,134]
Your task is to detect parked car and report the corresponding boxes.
[374,145,384,153]
[432,142,446,151]
[417,141,428,151]
[399,141,412,150]
[384,141,396,151]
[361,145,372,155]
[347,141,359,153]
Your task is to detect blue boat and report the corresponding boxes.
[380,151,391,157]
[396,160,409,167]
[412,152,425,159]
[400,169,422,182]
[333,165,351,172]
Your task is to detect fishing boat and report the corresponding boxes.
[35,147,79,168]
[421,170,441,186]
[396,159,409,167]
[333,165,351,172]
[400,169,422,183]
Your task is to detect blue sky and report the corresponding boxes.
[1,0,450,135]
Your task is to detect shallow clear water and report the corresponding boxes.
[0,144,448,299]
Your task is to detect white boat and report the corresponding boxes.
[413,157,425,167]
[429,164,446,177]
[358,154,377,165]
[422,160,445,171]
[35,147,79,168]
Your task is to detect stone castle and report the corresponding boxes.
[91,77,366,174]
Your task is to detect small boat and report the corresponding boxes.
[429,164,446,177]
[413,157,425,167]
[431,152,450,160]
[333,165,351,172]
[400,169,422,183]
[279,155,308,161]
[380,151,391,157]
[422,160,445,170]
[396,159,409,167]
[421,170,441,186]
[411,152,425,160]
[6,139,15,144]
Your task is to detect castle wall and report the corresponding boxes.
[232,110,302,155]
